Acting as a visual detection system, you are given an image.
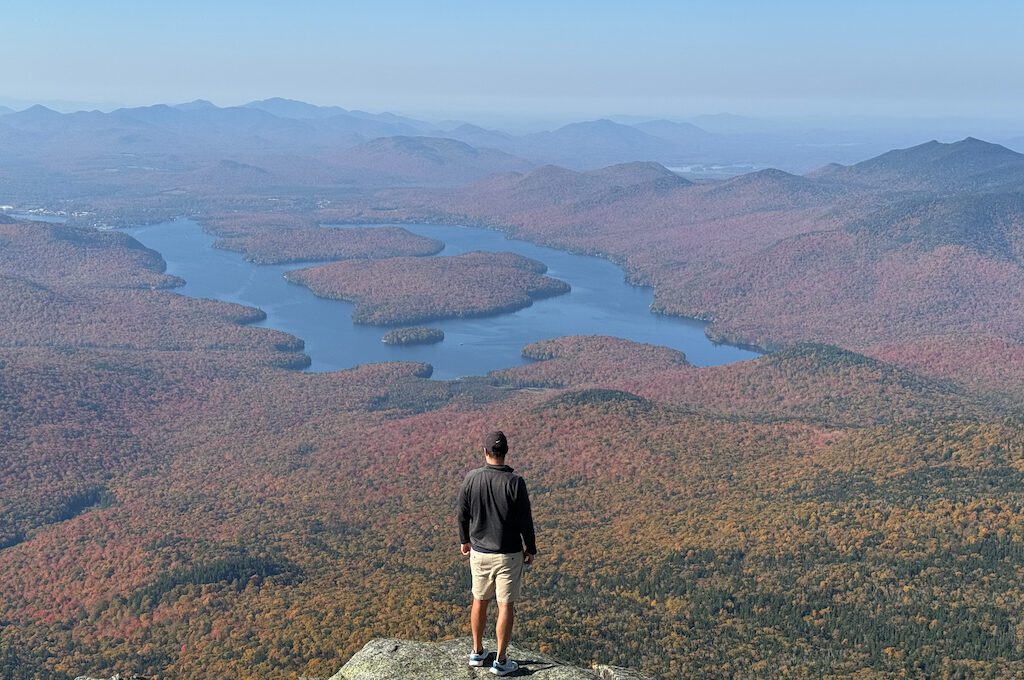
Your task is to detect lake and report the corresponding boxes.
[128,220,758,379]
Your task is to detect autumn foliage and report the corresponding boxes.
[5,139,1024,679]
[285,251,570,324]
[381,327,445,345]
[2,216,1024,680]
[335,139,1024,398]
[203,213,442,264]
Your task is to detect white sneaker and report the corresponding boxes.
[468,648,488,667]
[490,657,519,676]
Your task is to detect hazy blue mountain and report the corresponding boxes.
[244,97,349,119]
[516,119,673,167]
[3,99,1007,188]
[466,116,878,172]
[0,101,424,160]
[689,113,785,134]
[440,122,516,150]
[328,135,534,185]
[172,99,220,112]
[435,119,474,130]
[130,102,303,130]
[528,118,667,148]
[344,109,432,130]
[813,137,1024,192]
[632,119,717,145]
[123,99,418,141]
[2,104,65,125]
[245,97,431,131]
[585,160,692,188]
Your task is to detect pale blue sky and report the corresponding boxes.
[2,0,1022,120]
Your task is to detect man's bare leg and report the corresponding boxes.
[471,598,490,654]
[495,602,515,662]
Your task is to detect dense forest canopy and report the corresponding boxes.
[285,250,570,325]
[3,123,1024,679]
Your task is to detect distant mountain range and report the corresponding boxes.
[327,135,533,185]
[2,96,1020,199]
[0,100,524,190]
[243,97,432,130]
[7,97,1015,187]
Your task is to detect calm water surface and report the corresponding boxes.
[128,220,758,379]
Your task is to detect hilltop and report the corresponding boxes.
[812,137,1024,192]
[328,135,533,186]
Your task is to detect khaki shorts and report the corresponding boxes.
[470,549,525,603]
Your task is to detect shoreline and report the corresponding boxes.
[112,216,764,379]
[323,218,771,356]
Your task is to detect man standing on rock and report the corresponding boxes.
[458,430,538,676]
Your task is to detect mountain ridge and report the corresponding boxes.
[812,137,1024,191]
[330,135,534,185]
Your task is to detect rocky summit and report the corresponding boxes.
[328,638,654,680]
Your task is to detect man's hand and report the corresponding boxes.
[460,543,471,555]
[524,550,535,566]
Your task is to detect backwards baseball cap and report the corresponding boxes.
[484,430,508,455]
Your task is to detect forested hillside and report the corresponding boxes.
[327,139,1024,400]
[2,216,1024,679]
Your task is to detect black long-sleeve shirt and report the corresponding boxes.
[458,463,537,555]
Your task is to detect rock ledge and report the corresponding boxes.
[329,638,653,679]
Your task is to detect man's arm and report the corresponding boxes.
[457,478,471,551]
[516,477,537,556]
